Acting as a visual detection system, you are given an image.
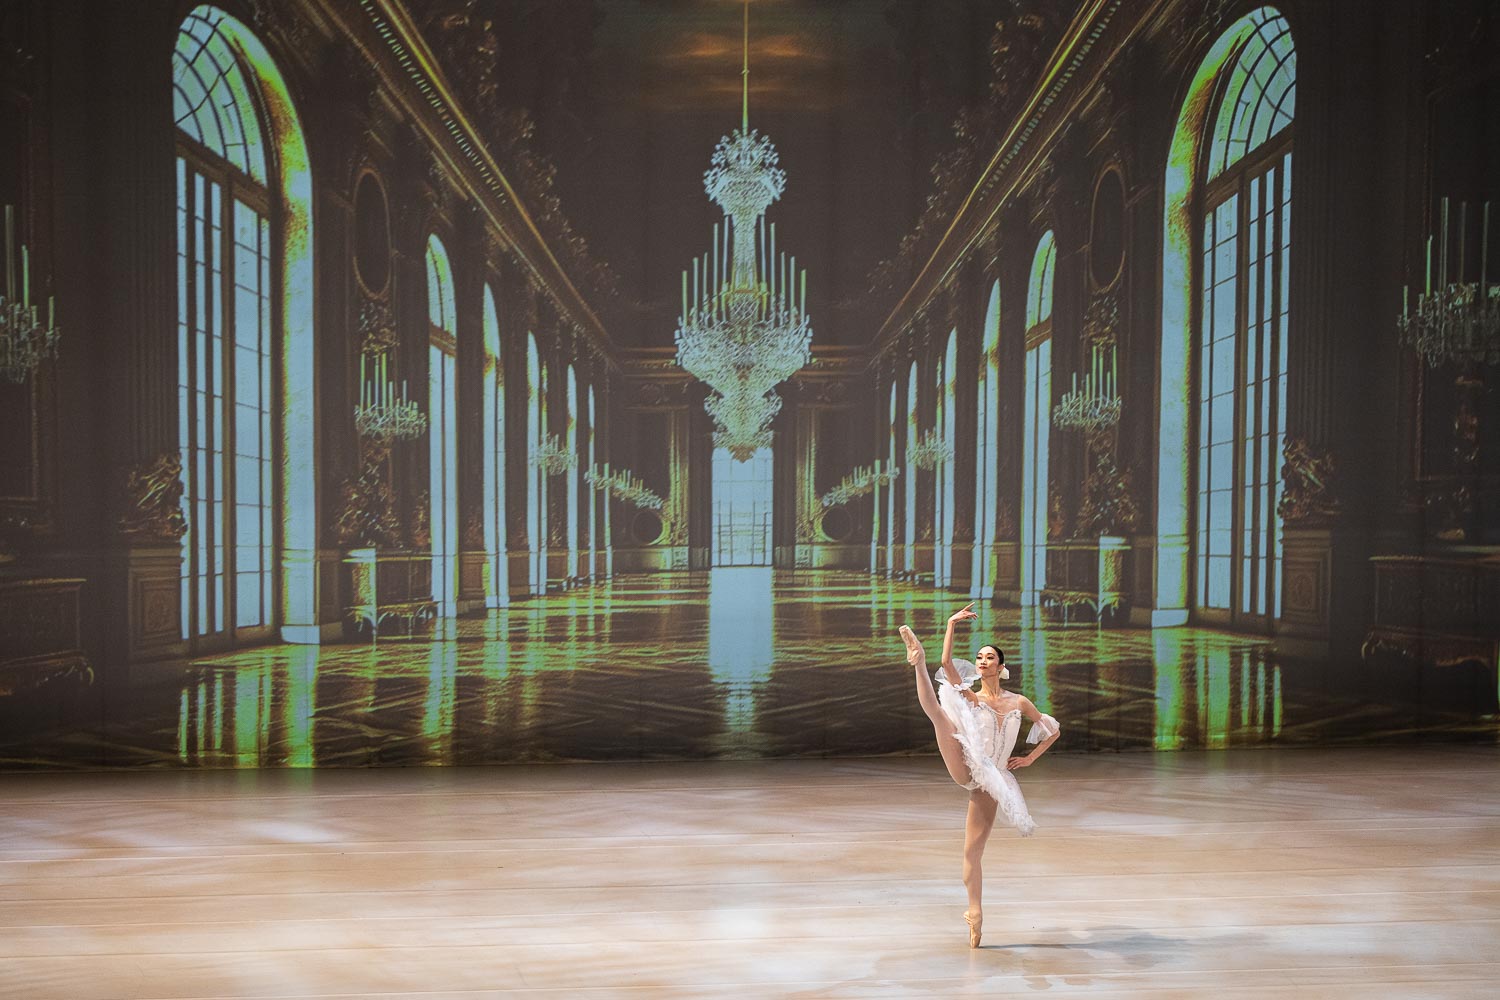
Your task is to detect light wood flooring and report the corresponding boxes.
[3,745,1498,997]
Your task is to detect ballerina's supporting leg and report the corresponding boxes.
[962,792,998,945]
[898,626,972,787]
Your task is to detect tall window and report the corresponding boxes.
[174,8,284,645]
[936,329,957,588]
[587,384,599,580]
[973,282,1001,600]
[1193,10,1294,624]
[564,364,582,581]
[426,236,458,617]
[903,362,918,576]
[1022,231,1056,606]
[712,447,773,566]
[885,380,897,575]
[526,333,546,596]
[481,285,507,608]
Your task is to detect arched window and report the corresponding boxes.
[173,6,313,646]
[972,281,1002,600]
[904,361,919,576]
[565,363,580,582]
[1160,7,1294,627]
[936,329,957,588]
[426,235,458,618]
[481,284,507,608]
[526,333,545,596]
[1022,231,1056,606]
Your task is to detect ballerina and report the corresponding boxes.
[898,605,1060,948]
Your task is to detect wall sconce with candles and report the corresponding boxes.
[0,205,60,384]
[1397,198,1500,368]
[1053,342,1122,436]
[355,350,427,442]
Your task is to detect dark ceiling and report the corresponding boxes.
[435,0,1023,348]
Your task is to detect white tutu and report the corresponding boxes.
[936,660,1059,837]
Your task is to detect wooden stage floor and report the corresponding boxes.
[2,746,1497,998]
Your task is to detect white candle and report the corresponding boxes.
[47,294,53,332]
[1440,198,1449,289]
[1482,202,1490,291]
[769,223,777,306]
[758,215,766,289]
[361,354,367,408]
[21,244,28,309]
[4,205,12,303]
[1426,234,1432,294]
[1110,346,1116,398]
[800,270,806,318]
[681,271,688,321]
[1403,285,1409,321]
[1459,201,1467,285]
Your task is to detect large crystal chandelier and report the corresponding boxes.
[675,3,812,461]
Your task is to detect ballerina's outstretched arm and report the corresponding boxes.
[940,603,979,693]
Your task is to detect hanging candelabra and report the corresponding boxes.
[355,351,427,442]
[1398,198,1500,368]
[674,3,813,460]
[1053,342,1122,434]
[0,205,60,384]
[586,463,663,510]
[907,429,953,470]
[821,464,875,508]
[530,433,577,476]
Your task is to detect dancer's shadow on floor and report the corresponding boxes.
[976,925,1264,974]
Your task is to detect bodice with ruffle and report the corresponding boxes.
[934,659,1059,836]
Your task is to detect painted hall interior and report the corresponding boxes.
[0,0,1496,764]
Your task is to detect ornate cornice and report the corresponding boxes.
[314,0,617,369]
[873,0,1157,354]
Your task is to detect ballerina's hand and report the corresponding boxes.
[1006,756,1031,771]
[947,603,979,626]
[961,688,981,706]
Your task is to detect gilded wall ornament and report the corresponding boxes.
[117,453,188,542]
[1277,436,1342,526]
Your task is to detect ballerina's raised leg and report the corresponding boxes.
[898,625,972,787]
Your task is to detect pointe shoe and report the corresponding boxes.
[964,909,982,948]
[898,625,926,667]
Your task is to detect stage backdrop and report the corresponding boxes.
[0,0,1496,768]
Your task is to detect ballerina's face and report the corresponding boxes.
[975,646,1003,676]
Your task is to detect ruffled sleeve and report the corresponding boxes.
[942,657,980,689]
[1025,713,1060,745]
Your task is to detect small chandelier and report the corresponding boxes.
[586,463,663,510]
[821,463,876,508]
[1398,199,1500,368]
[530,433,577,476]
[675,3,812,458]
[1053,343,1121,434]
[356,351,427,442]
[907,429,953,470]
[0,206,61,383]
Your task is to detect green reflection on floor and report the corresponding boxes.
[2,570,1496,768]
